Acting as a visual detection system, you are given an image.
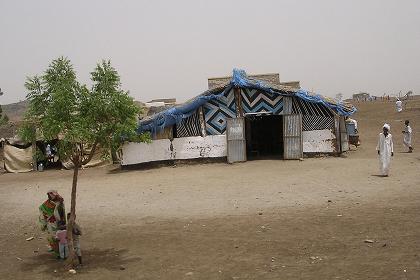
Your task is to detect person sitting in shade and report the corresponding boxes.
[376,124,394,177]
[402,120,413,153]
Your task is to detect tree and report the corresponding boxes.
[0,113,9,125]
[0,105,5,125]
[0,89,8,124]
[20,57,147,266]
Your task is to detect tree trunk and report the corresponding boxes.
[66,155,79,268]
[31,126,37,171]
[32,140,37,171]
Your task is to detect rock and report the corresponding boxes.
[185,272,194,276]
[337,214,343,217]
[328,200,332,203]
[54,270,57,273]
[25,237,34,241]
[364,239,374,243]
[119,266,126,270]
[258,212,263,215]
[310,256,317,260]
[382,243,387,247]
[16,257,23,261]
[68,269,77,274]
[33,250,39,253]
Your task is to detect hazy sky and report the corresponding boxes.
[1,0,419,104]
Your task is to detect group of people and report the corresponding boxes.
[376,120,413,177]
[38,190,82,266]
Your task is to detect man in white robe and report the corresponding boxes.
[395,99,403,112]
[402,120,413,153]
[376,124,394,176]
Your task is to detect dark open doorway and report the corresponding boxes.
[245,114,283,159]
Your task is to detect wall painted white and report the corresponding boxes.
[121,135,227,165]
[172,135,227,159]
[122,130,337,166]
[302,129,337,153]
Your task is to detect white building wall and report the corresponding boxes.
[121,139,172,165]
[122,130,337,166]
[302,129,337,153]
[121,135,227,166]
[172,135,227,159]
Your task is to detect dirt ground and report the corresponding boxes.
[0,97,419,279]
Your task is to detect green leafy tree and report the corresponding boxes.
[0,105,8,125]
[20,57,146,266]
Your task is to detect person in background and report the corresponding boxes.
[402,120,413,153]
[376,124,394,177]
[346,117,358,133]
[395,98,403,112]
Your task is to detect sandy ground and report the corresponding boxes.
[0,97,419,279]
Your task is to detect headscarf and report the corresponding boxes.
[47,190,64,203]
[383,123,390,131]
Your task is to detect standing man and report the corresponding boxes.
[395,98,403,112]
[376,124,394,177]
[402,120,413,153]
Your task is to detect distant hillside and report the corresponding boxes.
[1,100,28,122]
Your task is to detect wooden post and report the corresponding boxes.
[334,115,341,154]
[198,106,207,137]
[234,87,243,117]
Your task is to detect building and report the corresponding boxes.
[352,92,370,102]
[121,69,356,166]
[145,98,177,107]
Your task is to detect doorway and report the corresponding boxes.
[245,114,283,159]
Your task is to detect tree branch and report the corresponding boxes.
[81,140,98,165]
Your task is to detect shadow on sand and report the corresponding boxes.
[20,248,142,277]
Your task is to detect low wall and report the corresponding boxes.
[121,135,227,166]
[302,129,337,153]
[122,130,337,166]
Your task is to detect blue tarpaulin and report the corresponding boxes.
[138,69,356,134]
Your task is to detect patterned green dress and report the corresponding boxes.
[39,199,65,256]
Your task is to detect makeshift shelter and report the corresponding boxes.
[122,69,356,166]
[1,136,111,173]
[1,137,33,173]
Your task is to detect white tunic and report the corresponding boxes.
[403,125,412,147]
[376,133,394,176]
[396,100,402,112]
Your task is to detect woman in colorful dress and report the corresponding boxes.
[39,190,66,257]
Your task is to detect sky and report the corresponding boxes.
[1,0,420,104]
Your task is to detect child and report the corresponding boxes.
[55,221,68,259]
[67,213,83,266]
